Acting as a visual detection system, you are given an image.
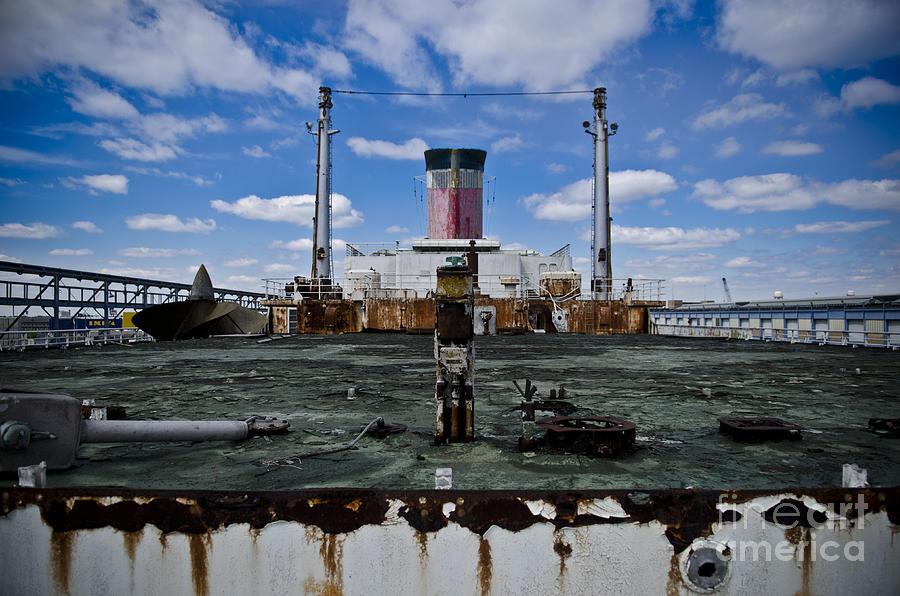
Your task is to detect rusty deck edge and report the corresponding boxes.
[2,486,897,552]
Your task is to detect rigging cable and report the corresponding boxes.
[331,89,593,97]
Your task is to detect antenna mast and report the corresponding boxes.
[586,88,615,299]
[310,86,340,287]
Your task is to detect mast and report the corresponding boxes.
[587,87,614,300]
[310,86,339,285]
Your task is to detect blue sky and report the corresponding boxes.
[1,0,898,302]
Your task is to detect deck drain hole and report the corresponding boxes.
[682,541,730,593]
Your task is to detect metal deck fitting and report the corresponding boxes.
[718,417,803,441]
[537,415,636,456]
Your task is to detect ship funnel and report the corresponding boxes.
[425,148,486,239]
[189,264,214,301]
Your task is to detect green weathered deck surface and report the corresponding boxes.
[1,334,898,490]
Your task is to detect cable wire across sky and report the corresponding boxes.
[331,89,595,97]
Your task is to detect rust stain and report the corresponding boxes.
[665,551,682,596]
[121,529,141,593]
[318,531,345,596]
[553,533,572,576]
[784,525,803,545]
[50,530,74,596]
[415,530,429,560]
[344,498,363,512]
[188,533,210,596]
[795,527,813,596]
[477,537,492,595]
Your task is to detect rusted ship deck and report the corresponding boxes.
[2,334,899,595]
[1,333,897,490]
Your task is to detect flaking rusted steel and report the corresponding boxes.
[265,298,656,335]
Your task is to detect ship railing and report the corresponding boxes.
[579,278,667,302]
[344,242,407,257]
[262,278,345,301]
[650,322,900,349]
[0,327,154,351]
[341,274,666,301]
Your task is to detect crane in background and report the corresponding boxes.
[722,277,733,303]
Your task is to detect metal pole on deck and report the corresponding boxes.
[310,87,340,288]
[587,88,614,300]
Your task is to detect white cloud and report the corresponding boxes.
[648,198,666,209]
[264,263,297,274]
[0,177,24,186]
[657,143,678,160]
[761,141,823,157]
[692,93,785,130]
[118,247,201,258]
[0,222,62,238]
[0,254,22,263]
[724,256,765,268]
[870,150,900,169]
[31,121,121,140]
[134,112,226,143]
[125,213,216,233]
[0,0,322,100]
[717,0,900,70]
[793,220,891,234]
[693,174,900,213]
[271,238,313,251]
[72,220,103,234]
[49,248,93,256]
[346,137,428,160]
[491,134,526,154]
[714,137,741,158]
[523,170,677,222]
[225,275,260,285]
[612,225,741,250]
[693,174,815,212]
[66,80,138,119]
[740,68,768,88]
[385,225,408,234]
[99,138,177,162]
[211,193,364,228]
[98,266,174,278]
[125,167,215,187]
[65,174,129,194]
[839,77,900,111]
[523,178,591,222]
[242,145,271,158]
[343,0,653,91]
[225,257,258,267]
[611,170,678,202]
[819,179,900,211]
[775,69,819,87]
[0,144,79,167]
[645,127,665,142]
[671,276,712,284]
[546,163,568,174]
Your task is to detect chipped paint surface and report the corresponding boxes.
[1,487,897,595]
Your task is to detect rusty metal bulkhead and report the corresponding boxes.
[434,260,475,444]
